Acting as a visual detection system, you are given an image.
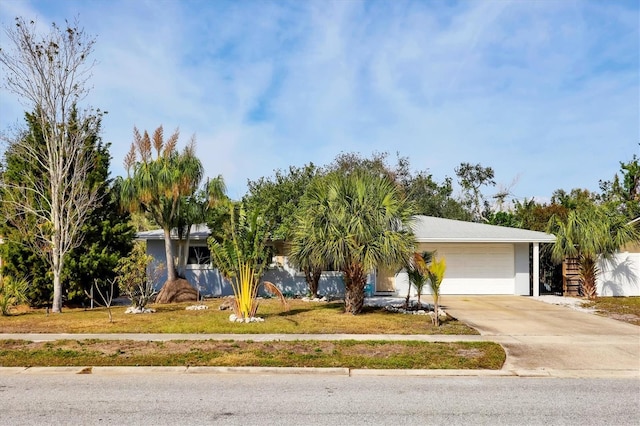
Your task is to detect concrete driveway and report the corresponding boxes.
[441,295,640,377]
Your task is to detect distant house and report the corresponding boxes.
[596,217,640,297]
[136,216,556,298]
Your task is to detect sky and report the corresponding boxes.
[0,0,638,203]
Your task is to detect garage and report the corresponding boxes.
[389,216,556,296]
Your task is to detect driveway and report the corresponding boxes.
[441,295,640,377]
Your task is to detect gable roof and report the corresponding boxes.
[411,215,555,243]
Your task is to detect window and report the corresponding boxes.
[187,246,211,265]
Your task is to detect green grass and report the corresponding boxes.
[0,339,505,369]
[582,296,640,326]
[0,299,477,335]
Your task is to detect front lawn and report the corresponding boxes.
[0,339,505,369]
[582,297,640,326]
[0,298,477,335]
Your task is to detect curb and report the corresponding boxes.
[2,366,637,378]
[0,366,503,377]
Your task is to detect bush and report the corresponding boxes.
[0,275,28,315]
[115,243,163,309]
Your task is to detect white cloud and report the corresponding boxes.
[0,0,637,201]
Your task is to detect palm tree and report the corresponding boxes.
[289,170,416,314]
[404,251,434,309]
[426,256,447,326]
[174,177,227,277]
[118,126,204,283]
[547,205,639,300]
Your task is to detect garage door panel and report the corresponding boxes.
[416,243,515,294]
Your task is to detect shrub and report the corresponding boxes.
[0,275,28,315]
[115,243,163,309]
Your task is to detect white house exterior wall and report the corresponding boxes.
[514,243,530,295]
[597,252,640,296]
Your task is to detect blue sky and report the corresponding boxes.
[0,0,638,203]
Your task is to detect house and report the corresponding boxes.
[136,224,232,296]
[596,217,640,296]
[137,215,556,297]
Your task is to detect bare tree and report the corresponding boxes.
[0,18,101,312]
[455,162,496,222]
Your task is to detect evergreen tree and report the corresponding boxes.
[0,111,134,306]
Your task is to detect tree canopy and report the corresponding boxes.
[289,169,416,314]
[118,126,206,283]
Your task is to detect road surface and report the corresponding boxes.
[1,373,638,425]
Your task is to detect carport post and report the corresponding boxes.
[533,243,540,297]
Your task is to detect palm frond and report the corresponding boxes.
[262,281,289,311]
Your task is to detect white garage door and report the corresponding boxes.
[417,243,515,294]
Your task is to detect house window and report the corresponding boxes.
[188,246,211,265]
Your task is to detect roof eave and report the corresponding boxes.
[415,238,556,243]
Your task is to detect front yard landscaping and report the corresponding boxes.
[0,298,477,335]
[0,298,504,369]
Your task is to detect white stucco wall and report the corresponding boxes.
[597,252,640,296]
[514,243,530,296]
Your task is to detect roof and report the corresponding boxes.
[410,215,556,243]
[136,224,211,241]
[135,217,556,244]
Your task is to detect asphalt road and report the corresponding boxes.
[1,374,638,425]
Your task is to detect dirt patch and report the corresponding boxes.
[456,348,483,358]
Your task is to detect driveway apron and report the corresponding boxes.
[441,296,640,376]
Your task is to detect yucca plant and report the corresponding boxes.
[426,256,446,326]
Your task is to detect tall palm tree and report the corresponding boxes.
[175,177,227,277]
[118,126,204,283]
[289,170,416,314]
[547,205,639,300]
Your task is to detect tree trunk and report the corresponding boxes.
[51,206,63,313]
[343,264,366,314]
[51,251,63,313]
[176,227,192,279]
[304,266,322,298]
[163,227,178,282]
[433,297,439,327]
[579,255,598,300]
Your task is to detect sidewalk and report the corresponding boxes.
[2,296,638,378]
